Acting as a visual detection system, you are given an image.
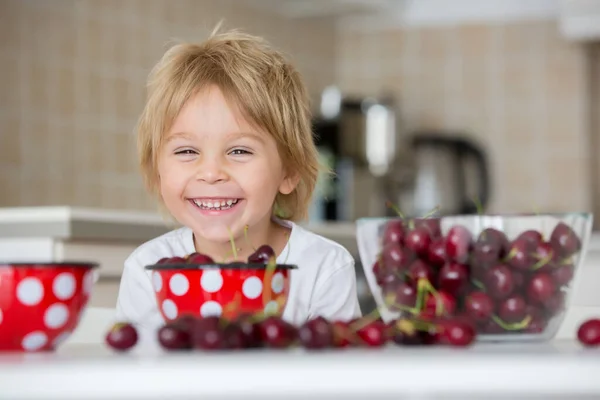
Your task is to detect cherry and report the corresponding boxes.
[464,291,494,322]
[187,252,214,264]
[512,270,527,290]
[258,316,297,349]
[527,272,556,306]
[551,263,575,287]
[404,227,432,257]
[424,291,456,317]
[381,243,414,271]
[173,314,197,334]
[531,242,558,272]
[406,259,436,285]
[384,281,417,310]
[298,317,334,349]
[223,322,246,349]
[483,264,514,300]
[516,230,543,245]
[235,313,263,348]
[248,244,276,264]
[473,228,508,267]
[506,238,536,271]
[357,320,389,347]
[426,238,447,267]
[382,219,405,246]
[544,291,566,316]
[525,316,547,333]
[105,322,138,351]
[478,318,504,334]
[438,262,470,297]
[158,323,191,350]
[440,319,476,347]
[445,225,472,264]
[372,260,385,285]
[499,295,527,323]
[192,316,225,350]
[167,256,187,264]
[550,222,581,258]
[332,321,354,348]
[157,257,171,264]
[577,319,600,346]
[414,218,442,239]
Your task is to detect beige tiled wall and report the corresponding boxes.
[336,21,592,214]
[0,0,336,211]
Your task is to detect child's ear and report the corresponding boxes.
[279,172,300,195]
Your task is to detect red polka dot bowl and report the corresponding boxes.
[0,261,98,352]
[145,262,297,322]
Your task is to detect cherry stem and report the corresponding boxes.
[491,314,532,331]
[472,196,484,216]
[421,205,441,219]
[242,225,256,251]
[226,227,238,260]
[531,252,553,271]
[471,278,486,291]
[261,256,278,307]
[350,308,381,332]
[385,200,405,219]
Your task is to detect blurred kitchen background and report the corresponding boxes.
[2,0,600,313]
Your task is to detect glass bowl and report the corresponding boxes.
[356,213,593,341]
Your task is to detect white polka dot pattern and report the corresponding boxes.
[271,273,285,294]
[200,270,223,293]
[22,331,47,351]
[162,299,178,320]
[200,301,222,317]
[242,276,263,299]
[169,274,189,296]
[152,272,162,292]
[17,277,44,306]
[53,273,76,300]
[83,271,95,296]
[44,303,69,329]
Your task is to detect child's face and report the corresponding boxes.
[157,85,297,245]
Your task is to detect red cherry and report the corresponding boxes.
[577,319,600,346]
[483,264,515,300]
[498,295,527,323]
[516,230,543,245]
[424,291,456,317]
[356,320,389,347]
[105,322,138,351]
[406,259,436,285]
[248,245,276,264]
[440,319,476,347]
[506,238,536,271]
[445,225,472,264]
[413,218,442,239]
[550,222,582,258]
[383,219,405,246]
[384,281,417,310]
[187,252,214,264]
[551,263,575,287]
[426,238,447,267]
[381,243,414,272]
[438,262,470,297]
[464,291,494,322]
[527,272,556,306]
[404,227,432,257]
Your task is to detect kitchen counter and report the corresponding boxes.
[0,341,599,399]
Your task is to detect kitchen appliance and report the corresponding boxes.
[385,132,491,218]
[311,87,408,222]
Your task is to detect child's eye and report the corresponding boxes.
[174,149,197,156]
[229,148,252,156]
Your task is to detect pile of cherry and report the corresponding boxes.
[106,311,478,352]
[373,217,583,336]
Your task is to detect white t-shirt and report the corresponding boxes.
[114,219,362,348]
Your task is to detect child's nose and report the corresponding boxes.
[194,156,228,183]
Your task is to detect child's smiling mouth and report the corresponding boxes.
[189,198,241,212]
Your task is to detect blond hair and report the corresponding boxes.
[136,26,320,221]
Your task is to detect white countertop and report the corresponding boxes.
[0,341,599,399]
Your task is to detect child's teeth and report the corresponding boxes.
[227,200,233,206]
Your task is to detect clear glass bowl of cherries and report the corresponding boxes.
[356,210,593,342]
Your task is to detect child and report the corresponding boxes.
[114,27,362,346]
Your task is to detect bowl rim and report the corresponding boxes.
[0,261,99,269]
[145,262,298,271]
[356,211,594,222]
